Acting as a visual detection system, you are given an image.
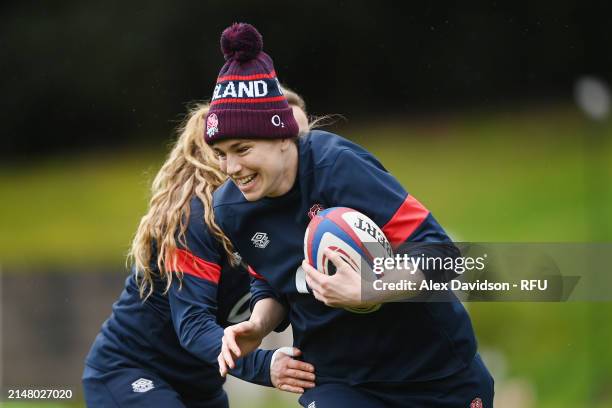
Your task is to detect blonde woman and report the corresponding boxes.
[82,92,315,408]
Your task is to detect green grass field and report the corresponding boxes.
[1,105,611,407]
[1,105,611,267]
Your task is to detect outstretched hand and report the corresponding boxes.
[218,321,265,377]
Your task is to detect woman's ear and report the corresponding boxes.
[279,137,292,152]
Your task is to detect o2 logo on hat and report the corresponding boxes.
[271,114,285,128]
[206,113,219,137]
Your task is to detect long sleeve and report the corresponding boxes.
[168,273,273,386]
[324,148,460,280]
[164,196,274,386]
[248,266,290,333]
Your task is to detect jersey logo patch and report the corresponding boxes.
[308,401,316,408]
[131,378,154,393]
[251,232,270,249]
[470,397,483,408]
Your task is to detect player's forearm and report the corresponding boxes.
[249,297,286,336]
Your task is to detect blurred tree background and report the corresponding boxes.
[2,0,611,158]
[1,1,611,407]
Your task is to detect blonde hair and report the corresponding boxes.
[129,102,236,299]
[283,86,306,112]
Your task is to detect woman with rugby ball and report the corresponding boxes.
[82,93,315,408]
[200,23,494,407]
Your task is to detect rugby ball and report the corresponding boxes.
[303,207,393,313]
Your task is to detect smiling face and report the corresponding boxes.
[213,138,298,201]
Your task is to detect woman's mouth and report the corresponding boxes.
[234,173,257,188]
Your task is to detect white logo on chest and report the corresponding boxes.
[131,378,154,393]
[251,232,270,249]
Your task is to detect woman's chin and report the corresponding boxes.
[239,185,264,201]
[241,191,262,202]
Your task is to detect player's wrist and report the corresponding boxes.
[247,315,270,337]
[270,346,295,374]
[250,297,287,335]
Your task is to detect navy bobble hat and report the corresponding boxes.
[204,23,299,144]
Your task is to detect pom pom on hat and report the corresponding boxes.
[220,22,263,62]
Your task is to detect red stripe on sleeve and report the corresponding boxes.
[169,248,221,284]
[247,265,267,281]
[382,195,430,248]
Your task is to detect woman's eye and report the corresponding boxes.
[237,147,250,154]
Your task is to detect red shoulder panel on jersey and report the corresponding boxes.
[382,195,430,248]
[169,248,221,284]
[247,265,267,281]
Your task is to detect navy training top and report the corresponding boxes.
[85,196,273,399]
[207,130,478,385]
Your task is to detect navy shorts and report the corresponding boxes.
[299,354,494,408]
[82,365,228,408]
